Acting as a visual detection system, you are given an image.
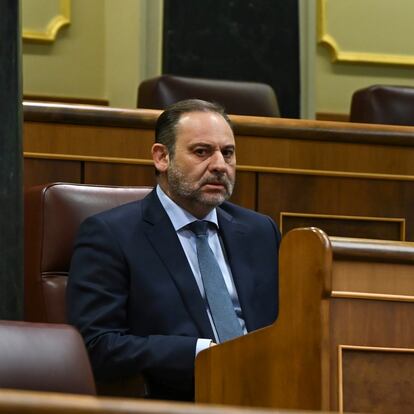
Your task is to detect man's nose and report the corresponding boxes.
[209,151,227,172]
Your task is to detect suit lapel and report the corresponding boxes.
[141,191,215,339]
[217,206,257,332]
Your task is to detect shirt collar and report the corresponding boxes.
[156,185,218,231]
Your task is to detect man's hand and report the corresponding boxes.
[210,342,217,347]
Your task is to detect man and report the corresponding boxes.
[67,99,280,401]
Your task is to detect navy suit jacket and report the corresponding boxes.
[67,189,280,400]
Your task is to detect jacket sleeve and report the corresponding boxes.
[66,215,198,387]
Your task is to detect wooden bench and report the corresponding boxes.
[0,388,336,414]
[196,228,414,413]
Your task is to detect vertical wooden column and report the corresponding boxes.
[0,1,23,319]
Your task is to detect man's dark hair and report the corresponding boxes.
[155,99,233,159]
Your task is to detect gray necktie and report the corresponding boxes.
[188,220,244,342]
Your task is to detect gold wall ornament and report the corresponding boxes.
[318,0,414,67]
[22,0,71,43]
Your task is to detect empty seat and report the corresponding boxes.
[137,74,280,117]
[0,320,96,395]
[350,84,414,126]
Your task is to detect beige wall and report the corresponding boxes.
[23,1,414,116]
[104,0,163,108]
[316,0,414,116]
[316,46,414,115]
[23,0,106,101]
[22,0,163,108]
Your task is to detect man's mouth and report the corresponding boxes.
[203,182,225,188]
[200,180,228,194]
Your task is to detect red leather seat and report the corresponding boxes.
[24,182,153,397]
[24,182,152,323]
[0,320,96,395]
[350,85,414,126]
[137,74,280,117]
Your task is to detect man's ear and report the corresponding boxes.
[151,143,169,173]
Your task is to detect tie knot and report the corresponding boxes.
[188,220,209,236]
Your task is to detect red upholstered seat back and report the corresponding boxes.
[0,320,96,395]
[24,182,152,323]
[350,84,414,126]
[137,74,280,117]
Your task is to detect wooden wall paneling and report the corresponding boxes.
[258,172,414,240]
[340,346,414,414]
[24,158,82,188]
[24,103,414,177]
[84,162,156,187]
[24,122,154,160]
[332,262,414,299]
[329,298,414,412]
[234,131,414,176]
[326,236,414,412]
[280,213,404,241]
[22,103,414,241]
[230,171,257,210]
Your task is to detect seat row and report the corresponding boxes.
[137,75,414,126]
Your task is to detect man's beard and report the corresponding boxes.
[167,163,234,209]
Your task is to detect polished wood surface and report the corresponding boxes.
[340,346,414,414]
[316,112,349,123]
[0,388,337,414]
[24,94,109,106]
[23,101,414,240]
[195,228,414,413]
[258,173,414,240]
[196,228,332,410]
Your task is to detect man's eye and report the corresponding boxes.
[194,148,207,156]
[222,149,234,158]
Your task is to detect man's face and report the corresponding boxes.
[163,111,236,218]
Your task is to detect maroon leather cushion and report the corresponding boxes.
[24,183,152,323]
[0,320,96,395]
[350,85,414,126]
[137,74,280,117]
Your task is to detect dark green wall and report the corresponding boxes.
[163,0,300,118]
[0,1,23,319]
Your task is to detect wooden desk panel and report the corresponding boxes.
[195,228,414,413]
[24,158,81,188]
[0,388,338,414]
[23,101,414,240]
[339,345,414,414]
[23,101,414,176]
[84,163,156,187]
[258,172,414,240]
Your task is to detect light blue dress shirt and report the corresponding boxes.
[156,186,246,355]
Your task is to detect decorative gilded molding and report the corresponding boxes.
[22,0,71,43]
[318,0,414,67]
[338,345,414,413]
